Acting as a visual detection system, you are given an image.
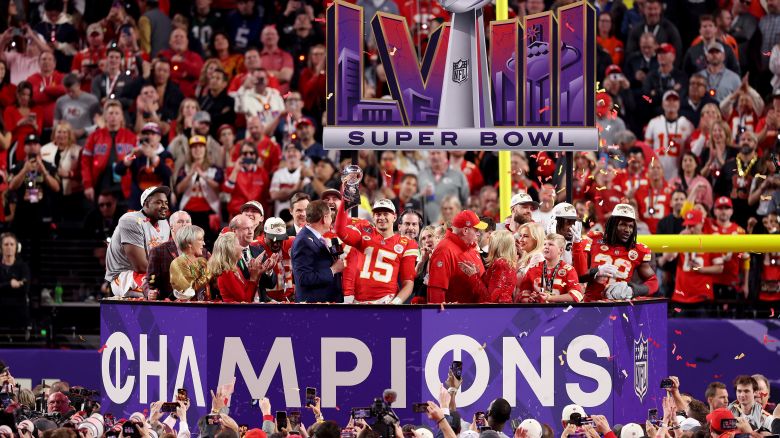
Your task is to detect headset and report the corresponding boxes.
[0,232,21,254]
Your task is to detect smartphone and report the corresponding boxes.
[276,411,288,428]
[450,361,463,380]
[412,403,428,413]
[340,429,356,438]
[351,407,371,420]
[579,417,595,427]
[660,378,674,389]
[289,411,301,428]
[161,402,179,413]
[721,418,737,431]
[122,423,140,438]
[177,388,188,402]
[207,414,221,425]
[648,409,661,427]
[306,387,317,407]
[475,412,487,429]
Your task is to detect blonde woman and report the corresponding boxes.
[458,230,517,303]
[169,225,211,301]
[439,195,462,226]
[515,222,545,301]
[41,122,83,218]
[208,232,263,303]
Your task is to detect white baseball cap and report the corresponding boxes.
[621,423,644,438]
[263,217,287,241]
[372,198,396,214]
[611,203,637,220]
[561,404,587,422]
[511,192,539,209]
[140,186,171,206]
[518,419,543,438]
[553,202,578,220]
[679,418,701,431]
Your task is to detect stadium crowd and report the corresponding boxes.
[1,362,780,438]
[0,0,779,326]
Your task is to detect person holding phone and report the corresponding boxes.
[3,82,41,162]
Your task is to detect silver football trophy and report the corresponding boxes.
[437,0,494,128]
[341,164,363,211]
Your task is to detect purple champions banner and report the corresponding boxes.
[99,301,666,431]
[0,349,100,391]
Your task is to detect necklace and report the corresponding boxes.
[736,155,757,177]
[664,117,679,152]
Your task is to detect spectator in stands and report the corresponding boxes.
[240,200,265,240]
[666,209,724,304]
[398,210,423,241]
[0,232,30,330]
[698,42,740,102]
[438,195,462,227]
[158,28,203,99]
[291,200,344,302]
[748,156,780,216]
[269,91,307,143]
[302,157,339,201]
[169,224,211,301]
[427,210,486,303]
[132,83,170,138]
[145,210,191,300]
[128,57,184,130]
[259,26,294,94]
[644,90,694,180]
[224,142,270,218]
[729,1,757,70]
[27,50,65,135]
[5,81,41,163]
[117,122,173,211]
[418,150,469,225]
[598,12,624,66]
[720,80,763,143]
[624,32,658,91]
[41,122,82,219]
[117,24,150,81]
[680,74,718,129]
[287,192,310,236]
[170,111,223,174]
[71,23,106,93]
[625,0,682,60]
[198,69,234,138]
[458,229,516,303]
[0,59,15,110]
[710,197,747,298]
[0,24,51,86]
[34,0,78,73]
[234,68,285,127]
[642,44,687,111]
[760,0,780,69]
[683,15,740,76]
[138,0,172,57]
[714,131,759,228]
[105,186,171,298]
[83,191,121,244]
[211,31,243,81]
[634,159,673,233]
[54,74,100,144]
[295,119,325,161]
[231,116,281,175]
[656,189,686,296]
[81,100,137,203]
[91,47,132,107]
[270,144,309,216]
[226,0,264,52]
[175,135,224,244]
[8,133,60,239]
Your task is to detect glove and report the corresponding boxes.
[571,221,583,243]
[596,264,619,278]
[605,281,633,300]
[343,295,355,304]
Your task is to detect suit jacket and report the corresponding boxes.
[291,226,341,302]
[145,240,211,300]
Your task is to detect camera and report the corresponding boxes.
[569,413,594,427]
[330,238,344,258]
[660,378,674,389]
[368,390,399,438]
[351,407,371,419]
[161,402,179,413]
[241,156,256,166]
[412,403,428,414]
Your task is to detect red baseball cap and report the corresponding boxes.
[658,43,676,55]
[605,64,623,75]
[245,429,268,438]
[452,210,488,230]
[682,209,705,226]
[707,408,736,434]
[714,197,733,208]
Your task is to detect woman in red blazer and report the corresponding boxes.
[208,231,261,302]
[457,230,518,303]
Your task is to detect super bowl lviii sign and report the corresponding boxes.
[324,0,598,150]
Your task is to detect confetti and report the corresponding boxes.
[673,307,682,313]
[672,343,677,354]
[734,353,745,360]
[763,335,776,344]
[674,330,682,335]
[389,46,397,56]
[98,344,108,353]
[713,374,723,379]
[675,355,682,361]
[539,106,550,114]
[327,93,334,100]
[563,305,573,313]
[519,331,528,338]
[621,369,628,378]
[685,362,697,368]
[558,355,564,366]
[565,22,575,32]
[642,95,652,103]
[622,313,629,322]
[763,51,772,57]
[771,308,776,317]
[609,315,617,321]
[674,289,684,295]
[315,17,326,22]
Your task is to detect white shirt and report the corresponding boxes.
[644,115,694,180]
[270,166,310,215]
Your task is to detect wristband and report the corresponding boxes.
[263,414,274,421]
[390,297,403,305]
[437,418,446,426]
[447,387,458,394]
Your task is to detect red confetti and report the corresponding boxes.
[143,409,149,415]
[539,106,550,114]
[685,362,697,368]
[224,397,228,406]
[713,374,723,379]
[334,406,341,411]
[675,355,682,361]
[674,308,682,313]
[771,308,775,317]
[763,51,772,57]
[565,22,575,32]
[609,315,617,321]
[315,18,326,23]
[674,330,683,335]
[763,335,777,344]
[642,95,652,103]
[98,344,108,353]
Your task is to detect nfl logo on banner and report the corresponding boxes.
[634,333,649,402]
[324,0,598,151]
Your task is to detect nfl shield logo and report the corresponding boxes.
[452,59,469,84]
[634,333,649,402]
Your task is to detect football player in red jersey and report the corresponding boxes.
[576,204,658,301]
[336,198,419,304]
[759,212,780,302]
[517,234,584,303]
[665,209,724,303]
[711,197,748,297]
[256,217,295,302]
[633,159,673,233]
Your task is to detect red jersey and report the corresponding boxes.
[335,208,418,301]
[612,170,648,196]
[458,160,484,195]
[223,166,270,217]
[673,252,723,303]
[517,259,584,302]
[633,182,673,233]
[427,230,484,303]
[712,222,745,287]
[581,231,652,301]
[760,252,780,302]
[257,236,295,301]
[27,71,66,130]
[231,137,281,176]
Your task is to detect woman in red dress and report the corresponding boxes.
[3,81,40,166]
[457,230,518,303]
[207,231,262,303]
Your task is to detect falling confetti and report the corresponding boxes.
[539,106,551,114]
[98,344,108,353]
[685,362,697,368]
[675,355,682,361]
[763,335,776,345]
[713,374,723,379]
[563,305,573,313]
[674,330,682,335]
[674,308,682,313]
[519,331,529,338]
[734,353,745,360]
[609,315,617,321]
[771,308,776,318]
[672,343,677,354]
[763,51,772,57]
[642,95,652,103]
[389,46,397,56]
[558,355,564,365]
[621,369,628,378]
[315,17,326,23]
[565,22,575,32]
[622,313,629,322]
[327,93,334,100]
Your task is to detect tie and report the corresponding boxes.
[320,237,329,249]
[242,247,251,264]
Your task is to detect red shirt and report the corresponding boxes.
[71,46,106,92]
[518,259,584,303]
[760,252,780,302]
[633,182,673,233]
[231,137,281,176]
[612,170,648,196]
[713,222,745,287]
[223,166,270,218]
[259,47,294,94]
[427,230,484,303]
[157,50,204,98]
[673,252,723,303]
[458,160,484,195]
[336,207,418,301]
[4,106,41,163]
[217,270,257,303]
[581,231,652,301]
[257,236,295,302]
[81,127,138,198]
[26,71,66,130]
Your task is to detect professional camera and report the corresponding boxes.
[69,387,101,413]
[368,390,399,438]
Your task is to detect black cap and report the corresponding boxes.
[25,133,40,145]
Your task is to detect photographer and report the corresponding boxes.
[115,122,173,211]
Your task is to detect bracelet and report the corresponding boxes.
[437,418,446,426]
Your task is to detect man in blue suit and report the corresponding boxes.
[291,200,345,302]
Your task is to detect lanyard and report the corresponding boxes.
[542,260,562,293]
[105,73,120,99]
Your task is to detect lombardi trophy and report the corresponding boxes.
[437,0,494,128]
